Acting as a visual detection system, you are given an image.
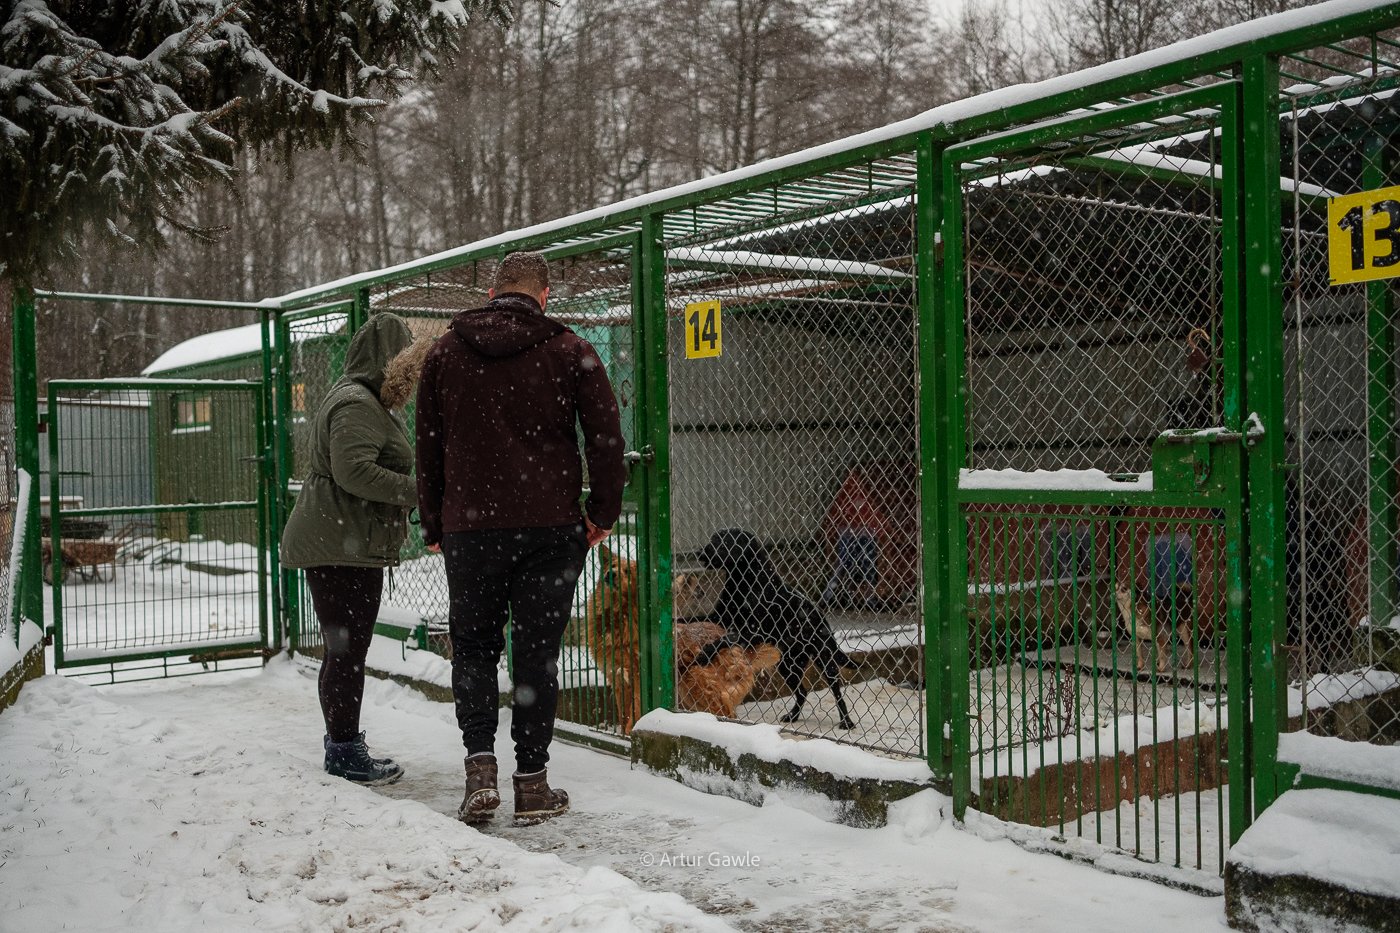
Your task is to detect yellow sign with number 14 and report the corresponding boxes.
[684,300,722,359]
[1329,185,1400,285]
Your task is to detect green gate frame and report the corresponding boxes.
[47,376,272,671]
[936,84,1256,842]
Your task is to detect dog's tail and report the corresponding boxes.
[749,644,781,673]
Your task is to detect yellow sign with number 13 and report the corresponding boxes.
[1328,185,1400,286]
[684,300,722,359]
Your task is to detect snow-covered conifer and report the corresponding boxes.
[0,0,515,286]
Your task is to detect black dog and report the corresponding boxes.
[696,528,855,730]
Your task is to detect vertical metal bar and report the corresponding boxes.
[11,286,42,645]
[638,214,675,713]
[915,132,952,783]
[46,382,63,665]
[252,379,269,655]
[350,287,371,333]
[260,308,281,649]
[939,142,972,818]
[274,312,298,652]
[1240,54,1287,830]
[1363,135,1398,638]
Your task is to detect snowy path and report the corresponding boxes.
[1,660,1225,932]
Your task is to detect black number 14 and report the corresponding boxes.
[1339,199,1400,271]
[689,307,718,352]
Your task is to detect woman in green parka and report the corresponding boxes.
[281,312,432,785]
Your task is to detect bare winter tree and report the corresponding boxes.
[20,0,1329,385]
[1047,0,1190,70]
[949,0,1049,98]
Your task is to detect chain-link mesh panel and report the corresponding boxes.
[963,121,1226,475]
[1281,53,1400,746]
[665,184,924,758]
[283,309,354,487]
[280,308,353,657]
[367,251,642,741]
[48,382,266,683]
[959,108,1233,875]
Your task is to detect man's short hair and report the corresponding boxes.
[494,251,550,295]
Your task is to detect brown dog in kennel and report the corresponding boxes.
[1114,523,1222,673]
[585,544,781,733]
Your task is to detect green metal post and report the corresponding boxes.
[254,321,272,655]
[638,214,675,713]
[1363,136,1398,637]
[272,312,297,651]
[1241,54,1288,825]
[939,142,973,817]
[45,385,62,662]
[11,286,42,645]
[350,287,370,332]
[915,132,952,783]
[260,308,282,649]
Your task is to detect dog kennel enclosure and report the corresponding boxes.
[10,0,1400,884]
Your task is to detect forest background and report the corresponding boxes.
[9,0,1322,382]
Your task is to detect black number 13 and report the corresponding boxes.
[1339,199,1400,270]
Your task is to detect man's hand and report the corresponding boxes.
[584,516,611,548]
[427,543,441,554]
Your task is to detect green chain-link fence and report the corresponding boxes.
[1280,48,1400,747]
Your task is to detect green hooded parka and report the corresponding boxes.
[280,313,417,568]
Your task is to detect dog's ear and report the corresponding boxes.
[597,542,614,565]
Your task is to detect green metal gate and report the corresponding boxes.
[942,85,1251,875]
[47,378,271,682]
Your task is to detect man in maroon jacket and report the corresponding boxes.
[416,251,626,826]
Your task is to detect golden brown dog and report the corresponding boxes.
[586,546,779,732]
[586,545,643,734]
[1114,581,1195,673]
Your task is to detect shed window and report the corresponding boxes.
[291,382,307,414]
[171,393,212,432]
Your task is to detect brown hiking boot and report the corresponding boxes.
[513,768,569,825]
[458,753,500,824]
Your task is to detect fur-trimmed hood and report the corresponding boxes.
[379,337,434,410]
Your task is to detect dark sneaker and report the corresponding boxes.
[323,733,404,786]
[459,753,500,824]
[513,768,569,825]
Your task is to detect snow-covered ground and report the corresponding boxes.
[0,659,1226,932]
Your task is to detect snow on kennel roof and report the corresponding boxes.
[143,320,331,374]
[267,0,1393,310]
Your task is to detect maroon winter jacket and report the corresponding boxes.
[415,293,626,544]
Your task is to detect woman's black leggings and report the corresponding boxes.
[305,565,384,743]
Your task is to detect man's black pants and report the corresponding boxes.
[443,524,588,774]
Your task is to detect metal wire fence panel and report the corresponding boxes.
[283,309,354,486]
[967,507,1230,874]
[46,381,268,682]
[362,250,642,741]
[1280,51,1400,747]
[961,115,1227,476]
[663,181,925,758]
[279,308,354,656]
[952,93,1241,877]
